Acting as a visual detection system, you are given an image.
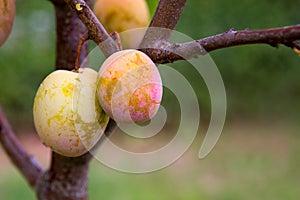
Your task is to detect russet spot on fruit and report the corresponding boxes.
[0,0,15,46]
[33,68,109,157]
[93,0,150,48]
[96,49,163,124]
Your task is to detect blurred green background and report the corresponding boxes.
[1,0,300,199]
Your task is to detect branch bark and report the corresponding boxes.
[52,0,88,70]
[140,0,187,47]
[64,0,119,57]
[61,0,300,65]
[0,107,43,188]
[36,152,92,200]
[140,24,300,64]
[149,0,187,30]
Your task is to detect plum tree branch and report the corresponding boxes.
[149,0,187,30]
[64,0,187,51]
[64,0,119,57]
[140,0,187,47]
[62,0,299,65]
[36,152,92,200]
[52,0,89,70]
[0,107,43,188]
[140,24,300,64]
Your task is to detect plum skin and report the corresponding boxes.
[97,49,163,124]
[33,68,109,157]
[0,0,15,46]
[93,0,150,48]
[93,0,149,33]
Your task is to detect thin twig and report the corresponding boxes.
[140,0,187,48]
[110,32,123,50]
[75,32,89,71]
[52,0,89,70]
[140,24,300,64]
[198,25,300,52]
[64,0,119,57]
[0,107,43,188]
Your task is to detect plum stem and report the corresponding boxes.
[75,32,89,71]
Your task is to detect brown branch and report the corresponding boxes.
[140,24,300,64]
[0,107,43,188]
[149,0,187,30]
[52,0,89,70]
[140,0,187,48]
[64,0,119,57]
[198,25,300,52]
[36,152,92,200]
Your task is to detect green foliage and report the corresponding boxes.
[0,168,36,199]
[145,0,159,17]
[0,0,55,124]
